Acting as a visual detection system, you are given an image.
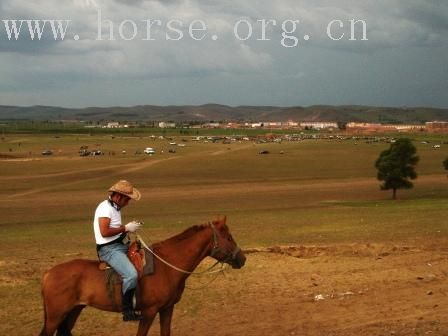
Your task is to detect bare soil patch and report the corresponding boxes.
[62,240,448,336]
[0,153,32,161]
[172,240,448,336]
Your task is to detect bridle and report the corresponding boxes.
[209,222,242,265]
[137,222,241,275]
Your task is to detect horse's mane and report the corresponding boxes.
[171,224,209,242]
[151,223,209,250]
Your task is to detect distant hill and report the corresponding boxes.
[0,104,447,124]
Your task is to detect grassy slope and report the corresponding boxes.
[1,133,448,334]
[1,134,447,244]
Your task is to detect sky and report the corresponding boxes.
[0,0,447,108]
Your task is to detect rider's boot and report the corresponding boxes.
[122,288,142,322]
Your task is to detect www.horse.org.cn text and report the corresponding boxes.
[1,10,368,48]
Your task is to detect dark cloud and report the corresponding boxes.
[0,20,65,53]
[1,0,447,108]
[403,2,448,36]
[112,0,146,6]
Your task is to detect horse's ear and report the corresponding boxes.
[213,215,226,225]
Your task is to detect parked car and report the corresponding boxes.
[258,150,269,154]
[41,150,53,155]
[143,147,155,155]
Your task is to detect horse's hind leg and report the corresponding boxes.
[39,302,64,336]
[40,308,72,336]
[40,298,78,336]
[40,311,65,336]
[56,305,85,336]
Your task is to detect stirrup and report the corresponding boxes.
[123,310,142,322]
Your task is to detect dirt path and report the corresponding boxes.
[72,240,447,336]
[210,144,254,156]
[6,171,447,201]
[5,156,181,199]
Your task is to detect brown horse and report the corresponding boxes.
[39,217,246,336]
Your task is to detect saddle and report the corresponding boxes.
[99,240,154,279]
[99,240,155,309]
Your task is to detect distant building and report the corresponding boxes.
[346,122,382,130]
[250,122,263,128]
[225,122,243,128]
[264,122,283,129]
[394,124,425,131]
[202,122,221,128]
[300,122,338,129]
[158,122,176,128]
[426,121,448,130]
[106,122,120,128]
[347,122,425,132]
[285,121,299,128]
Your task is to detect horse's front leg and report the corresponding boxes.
[136,309,157,336]
[159,305,174,336]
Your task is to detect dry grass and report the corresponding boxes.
[1,133,448,335]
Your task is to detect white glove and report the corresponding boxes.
[125,221,142,233]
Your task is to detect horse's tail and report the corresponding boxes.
[39,271,50,336]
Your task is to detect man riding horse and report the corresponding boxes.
[93,179,142,321]
[41,210,246,335]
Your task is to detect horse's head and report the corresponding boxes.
[209,216,246,269]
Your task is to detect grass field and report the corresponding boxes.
[1,132,448,335]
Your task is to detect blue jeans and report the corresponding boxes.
[98,243,138,294]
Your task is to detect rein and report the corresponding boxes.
[136,223,228,276]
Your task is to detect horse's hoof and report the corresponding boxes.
[123,311,143,322]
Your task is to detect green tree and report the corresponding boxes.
[375,138,419,200]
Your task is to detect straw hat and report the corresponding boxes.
[108,180,141,201]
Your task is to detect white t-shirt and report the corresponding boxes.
[93,199,123,245]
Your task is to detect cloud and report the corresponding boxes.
[1,0,275,76]
[73,0,99,8]
[0,1,447,108]
[3,1,447,56]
